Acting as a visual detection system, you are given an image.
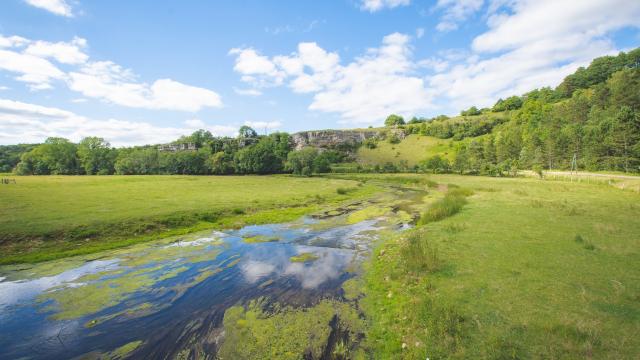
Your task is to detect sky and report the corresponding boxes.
[0,0,639,146]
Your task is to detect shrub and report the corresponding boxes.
[336,187,348,195]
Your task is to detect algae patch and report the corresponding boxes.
[243,235,280,244]
[290,252,319,263]
[218,299,364,360]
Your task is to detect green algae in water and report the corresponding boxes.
[218,299,364,360]
[346,205,391,224]
[109,340,143,359]
[40,272,158,320]
[243,235,280,244]
[289,252,319,263]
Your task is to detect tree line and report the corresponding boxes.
[10,125,349,176]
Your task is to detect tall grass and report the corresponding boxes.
[401,230,441,273]
[418,189,471,225]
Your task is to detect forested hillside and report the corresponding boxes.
[4,48,639,176]
[395,47,640,174]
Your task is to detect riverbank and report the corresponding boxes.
[345,174,640,359]
[0,175,379,264]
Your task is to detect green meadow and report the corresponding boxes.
[356,134,455,167]
[0,175,373,264]
[1,173,639,358]
[337,173,640,359]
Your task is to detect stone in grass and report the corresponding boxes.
[289,252,319,263]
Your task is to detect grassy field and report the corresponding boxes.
[0,175,375,264]
[356,135,455,167]
[328,173,640,359]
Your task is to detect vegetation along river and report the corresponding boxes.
[0,187,425,359]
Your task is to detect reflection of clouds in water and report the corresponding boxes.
[0,259,120,311]
[163,231,227,248]
[284,248,351,289]
[241,260,276,283]
[309,220,381,249]
[164,237,217,248]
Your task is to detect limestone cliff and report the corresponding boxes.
[291,129,405,151]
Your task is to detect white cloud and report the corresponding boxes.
[428,0,640,111]
[244,120,282,131]
[67,61,222,112]
[228,48,286,87]
[434,0,484,32]
[416,28,425,39]
[0,98,235,146]
[23,0,73,17]
[0,34,223,111]
[230,33,434,124]
[0,35,30,48]
[24,37,88,65]
[0,49,65,90]
[233,87,262,96]
[360,0,411,12]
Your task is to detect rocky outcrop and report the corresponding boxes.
[291,129,405,151]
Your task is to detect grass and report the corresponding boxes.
[0,175,378,264]
[417,187,471,224]
[356,134,455,167]
[355,173,640,359]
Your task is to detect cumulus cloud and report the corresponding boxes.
[0,98,236,146]
[23,0,73,17]
[230,33,434,124]
[0,34,223,111]
[360,0,411,12]
[66,61,223,112]
[428,0,640,111]
[0,49,65,90]
[434,0,484,32]
[24,37,88,65]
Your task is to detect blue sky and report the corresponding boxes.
[0,0,639,146]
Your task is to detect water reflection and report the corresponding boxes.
[0,202,406,359]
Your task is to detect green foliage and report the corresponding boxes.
[0,144,37,172]
[384,114,405,127]
[419,155,450,174]
[493,96,523,112]
[461,106,481,116]
[15,137,81,175]
[77,137,117,175]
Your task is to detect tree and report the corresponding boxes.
[384,114,405,127]
[234,134,290,174]
[238,126,258,139]
[114,148,160,175]
[77,137,116,175]
[207,151,234,175]
[461,106,481,116]
[285,147,318,176]
[420,155,450,174]
[15,137,80,175]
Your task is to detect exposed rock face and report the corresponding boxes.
[291,129,405,151]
